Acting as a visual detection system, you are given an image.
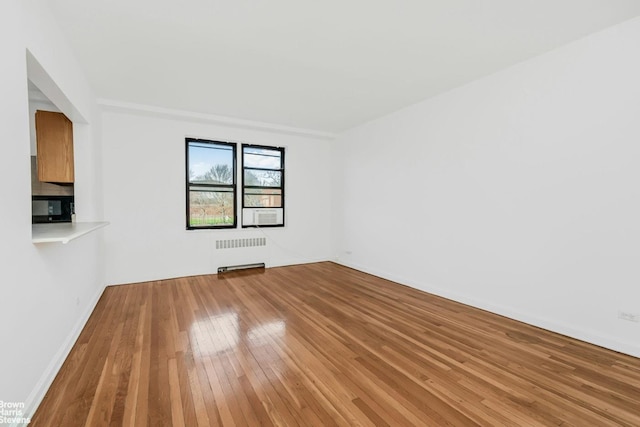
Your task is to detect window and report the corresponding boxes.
[242,144,285,227]
[186,139,236,229]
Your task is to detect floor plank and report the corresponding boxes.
[31,262,640,426]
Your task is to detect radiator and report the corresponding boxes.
[215,237,266,249]
[218,263,265,274]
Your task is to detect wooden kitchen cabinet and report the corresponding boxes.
[35,110,74,183]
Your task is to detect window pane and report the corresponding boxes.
[241,144,284,228]
[243,147,282,169]
[189,189,234,227]
[244,169,282,187]
[189,143,234,184]
[244,189,282,207]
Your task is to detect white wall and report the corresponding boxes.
[0,0,105,421]
[101,108,333,285]
[333,17,640,357]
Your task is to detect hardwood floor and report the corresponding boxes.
[32,262,640,426]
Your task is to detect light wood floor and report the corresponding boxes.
[32,262,640,426]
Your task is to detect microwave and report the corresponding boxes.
[32,195,74,224]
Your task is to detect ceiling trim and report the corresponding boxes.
[97,99,337,140]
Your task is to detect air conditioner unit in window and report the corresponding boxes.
[242,207,283,226]
[255,210,279,225]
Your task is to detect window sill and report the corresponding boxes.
[32,221,109,244]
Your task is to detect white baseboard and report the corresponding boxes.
[268,256,331,269]
[335,260,640,358]
[18,284,106,427]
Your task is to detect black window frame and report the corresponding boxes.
[241,143,285,228]
[185,138,237,230]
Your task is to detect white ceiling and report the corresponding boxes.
[47,0,640,133]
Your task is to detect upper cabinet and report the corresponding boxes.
[35,110,74,183]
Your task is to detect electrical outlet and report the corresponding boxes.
[618,311,640,323]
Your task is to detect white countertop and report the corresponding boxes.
[32,221,109,244]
